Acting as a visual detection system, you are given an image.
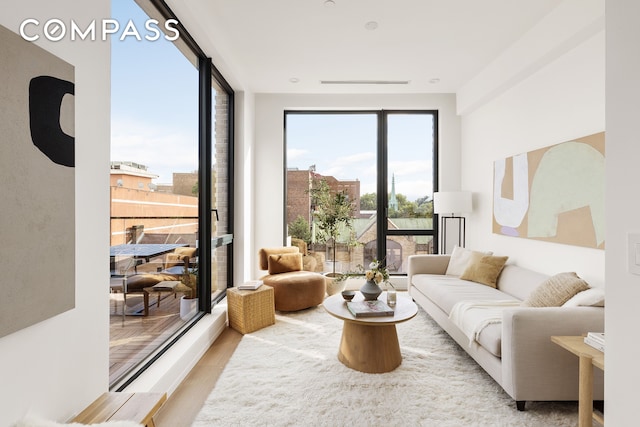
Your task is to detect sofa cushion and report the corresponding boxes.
[125,273,180,291]
[445,246,492,276]
[459,254,508,288]
[563,287,605,307]
[521,272,590,307]
[495,264,549,300]
[449,302,505,358]
[477,322,502,358]
[411,274,519,315]
[174,246,197,257]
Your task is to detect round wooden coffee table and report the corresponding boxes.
[323,292,418,373]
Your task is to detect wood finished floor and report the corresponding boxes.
[153,326,242,427]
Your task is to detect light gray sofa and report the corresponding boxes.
[407,254,604,411]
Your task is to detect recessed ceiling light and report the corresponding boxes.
[429,78,440,84]
[324,0,336,7]
[289,77,300,83]
[365,21,378,31]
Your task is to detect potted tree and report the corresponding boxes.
[309,178,358,294]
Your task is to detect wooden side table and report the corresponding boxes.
[551,335,604,426]
[227,285,275,334]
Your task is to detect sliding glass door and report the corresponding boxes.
[285,110,437,276]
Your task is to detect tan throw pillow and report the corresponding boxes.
[445,246,493,276]
[459,254,509,288]
[522,272,590,307]
[258,247,299,270]
[268,253,303,275]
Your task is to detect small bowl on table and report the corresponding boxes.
[341,290,356,301]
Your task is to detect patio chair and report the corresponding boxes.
[290,238,318,272]
[119,248,194,315]
[163,246,198,274]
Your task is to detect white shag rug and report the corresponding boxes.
[193,302,579,427]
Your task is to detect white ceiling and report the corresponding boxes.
[176,0,564,94]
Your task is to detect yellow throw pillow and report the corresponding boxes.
[268,253,303,275]
[459,254,509,288]
[522,272,590,307]
[445,246,493,276]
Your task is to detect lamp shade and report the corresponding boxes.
[433,191,472,215]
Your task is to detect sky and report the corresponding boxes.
[111,1,435,199]
[111,0,199,184]
[286,113,434,202]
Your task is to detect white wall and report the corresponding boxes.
[253,93,460,279]
[605,0,640,424]
[459,2,605,287]
[233,90,256,285]
[0,1,111,425]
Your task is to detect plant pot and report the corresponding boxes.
[180,296,198,320]
[324,273,346,296]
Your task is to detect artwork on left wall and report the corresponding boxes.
[493,132,605,250]
[0,24,76,338]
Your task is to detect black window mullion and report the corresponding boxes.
[198,57,212,313]
[377,111,387,264]
[432,111,440,254]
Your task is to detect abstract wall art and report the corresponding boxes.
[493,132,605,249]
[0,24,75,338]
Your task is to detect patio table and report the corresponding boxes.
[110,243,189,274]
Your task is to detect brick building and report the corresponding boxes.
[110,162,198,246]
[286,167,361,227]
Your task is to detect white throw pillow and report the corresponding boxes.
[562,287,605,307]
[445,246,492,276]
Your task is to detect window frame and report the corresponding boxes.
[283,109,439,274]
[111,0,234,391]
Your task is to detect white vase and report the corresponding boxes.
[180,296,198,320]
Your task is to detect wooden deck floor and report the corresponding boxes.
[109,292,191,385]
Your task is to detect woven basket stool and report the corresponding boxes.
[227,285,275,334]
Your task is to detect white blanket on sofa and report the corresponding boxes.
[449,300,521,343]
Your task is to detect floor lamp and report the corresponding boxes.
[433,191,472,254]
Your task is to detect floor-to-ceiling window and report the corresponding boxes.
[109,0,233,388]
[382,111,438,271]
[285,110,437,276]
[209,74,233,304]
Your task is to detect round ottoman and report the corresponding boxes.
[261,271,326,311]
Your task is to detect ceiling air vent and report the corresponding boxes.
[320,80,410,85]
